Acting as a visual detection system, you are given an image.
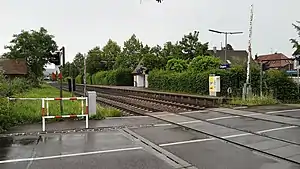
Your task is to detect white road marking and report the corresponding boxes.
[154,113,177,117]
[256,126,298,134]
[154,123,172,127]
[222,133,251,139]
[159,138,215,147]
[179,110,208,115]
[159,126,298,147]
[246,113,262,116]
[266,109,300,114]
[206,116,239,121]
[0,147,143,164]
[178,120,202,125]
[106,116,148,119]
[153,120,202,127]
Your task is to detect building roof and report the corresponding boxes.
[256,53,292,68]
[207,50,251,65]
[0,59,28,75]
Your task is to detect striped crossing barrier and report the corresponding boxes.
[8,97,89,131]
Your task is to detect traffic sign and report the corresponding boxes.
[219,64,230,69]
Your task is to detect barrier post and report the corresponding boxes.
[46,99,49,116]
[42,98,46,131]
[85,115,89,129]
[87,91,96,117]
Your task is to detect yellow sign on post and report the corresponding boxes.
[209,74,220,96]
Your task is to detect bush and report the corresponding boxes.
[188,56,221,72]
[148,66,296,101]
[0,73,32,97]
[165,59,188,72]
[93,69,133,86]
[75,75,82,84]
[265,70,298,102]
[0,98,12,132]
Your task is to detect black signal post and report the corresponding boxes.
[49,47,65,115]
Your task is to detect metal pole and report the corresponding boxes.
[70,65,73,96]
[60,47,65,115]
[83,54,87,97]
[224,33,228,62]
[297,68,300,95]
[60,70,63,115]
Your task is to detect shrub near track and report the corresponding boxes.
[77,68,133,86]
[148,66,297,102]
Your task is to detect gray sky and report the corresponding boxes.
[0,0,299,68]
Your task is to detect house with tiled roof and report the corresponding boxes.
[0,59,28,78]
[255,53,293,70]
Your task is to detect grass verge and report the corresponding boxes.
[229,95,278,106]
[0,84,122,133]
[90,105,122,120]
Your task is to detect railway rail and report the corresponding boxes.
[52,83,300,165]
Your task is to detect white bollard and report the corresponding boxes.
[87,91,96,117]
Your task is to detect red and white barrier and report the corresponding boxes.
[42,97,88,131]
[8,97,89,132]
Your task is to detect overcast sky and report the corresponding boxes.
[0,0,299,68]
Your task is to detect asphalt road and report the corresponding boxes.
[1,106,300,169]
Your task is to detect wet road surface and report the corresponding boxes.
[1,106,300,169]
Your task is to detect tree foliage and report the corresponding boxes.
[86,46,104,75]
[4,27,58,85]
[102,39,121,70]
[178,31,208,61]
[73,53,84,74]
[291,21,300,56]
[165,58,188,72]
[114,34,144,70]
[188,56,221,72]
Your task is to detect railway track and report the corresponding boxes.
[53,83,300,165]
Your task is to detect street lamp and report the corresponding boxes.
[209,29,243,62]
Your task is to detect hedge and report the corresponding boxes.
[75,69,133,86]
[148,66,297,101]
[94,69,133,86]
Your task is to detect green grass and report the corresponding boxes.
[90,105,122,120]
[229,95,278,106]
[9,84,85,124]
[8,84,122,126]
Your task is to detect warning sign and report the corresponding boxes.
[209,75,220,96]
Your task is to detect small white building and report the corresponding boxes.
[132,65,149,88]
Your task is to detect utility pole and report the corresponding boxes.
[83,54,87,97]
[209,29,243,62]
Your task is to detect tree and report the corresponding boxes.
[4,27,58,85]
[290,21,300,56]
[161,41,182,60]
[73,53,84,74]
[188,56,221,72]
[165,59,188,72]
[223,44,234,50]
[179,31,209,61]
[142,53,164,70]
[114,34,143,70]
[102,39,121,70]
[86,46,105,75]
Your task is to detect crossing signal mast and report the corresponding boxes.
[243,4,254,100]
[49,47,66,115]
